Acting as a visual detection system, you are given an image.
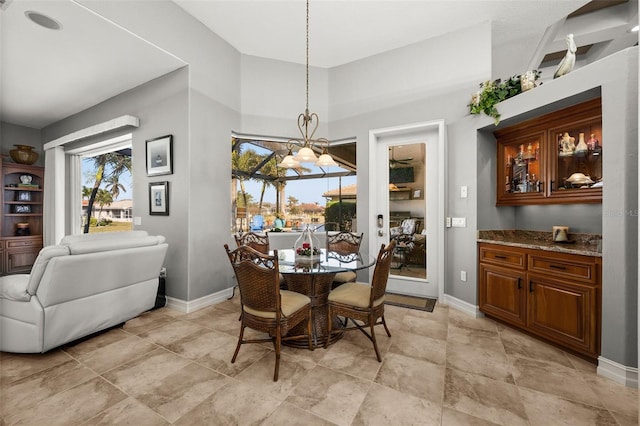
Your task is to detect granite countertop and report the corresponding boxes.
[478,230,602,257]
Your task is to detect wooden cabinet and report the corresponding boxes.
[1,163,44,275]
[478,243,601,360]
[495,97,602,205]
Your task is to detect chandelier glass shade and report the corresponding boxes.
[278,0,336,169]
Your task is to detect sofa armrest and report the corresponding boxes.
[0,274,31,302]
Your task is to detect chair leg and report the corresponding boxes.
[307,307,314,351]
[273,328,281,381]
[227,284,238,300]
[231,324,245,363]
[324,306,333,349]
[370,315,382,362]
[381,315,392,337]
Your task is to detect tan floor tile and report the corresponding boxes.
[122,310,175,336]
[441,407,501,425]
[75,335,157,374]
[102,348,191,395]
[566,353,598,374]
[174,380,281,425]
[449,309,497,333]
[136,319,208,346]
[352,382,441,426]
[443,368,528,426]
[401,313,448,341]
[131,362,229,423]
[62,327,131,357]
[375,352,445,404]
[499,325,574,368]
[186,307,243,335]
[234,351,316,400]
[447,323,503,352]
[388,329,447,365]
[405,304,449,324]
[510,356,602,407]
[0,350,72,385]
[446,341,514,384]
[153,306,186,319]
[1,359,96,417]
[262,401,336,425]
[319,338,384,381]
[286,365,370,426]
[186,330,272,377]
[610,409,640,426]
[339,324,392,358]
[519,387,618,425]
[584,373,639,419]
[3,377,126,426]
[84,397,170,425]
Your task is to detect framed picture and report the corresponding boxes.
[13,205,32,214]
[16,191,32,202]
[146,135,173,176]
[149,181,169,215]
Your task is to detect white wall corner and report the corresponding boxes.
[597,356,639,388]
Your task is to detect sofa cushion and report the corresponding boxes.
[27,245,71,296]
[66,236,163,255]
[0,274,31,301]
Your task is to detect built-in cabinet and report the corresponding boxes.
[495,97,602,205]
[1,163,44,275]
[478,243,601,360]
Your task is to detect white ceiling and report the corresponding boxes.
[1,0,637,130]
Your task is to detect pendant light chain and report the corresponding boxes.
[305,0,309,114]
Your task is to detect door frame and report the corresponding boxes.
[368,120,446,301]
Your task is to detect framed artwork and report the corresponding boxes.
[16,191,32,202]
[146,135,173,176]
[149,181,169,215]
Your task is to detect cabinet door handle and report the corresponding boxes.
[494,255,507,260]
[517,277,522,290]
[538,181,544,192]
[549,264,567,270]
[550,180,554,192]
[529,280,534,292]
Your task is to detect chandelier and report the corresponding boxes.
[278,0,337,169]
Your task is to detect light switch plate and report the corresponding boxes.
[460,185,468,198]
[452,217,466,227]
[445,217,452,228]
[460,271,467,281]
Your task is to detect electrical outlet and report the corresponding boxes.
[460,185,468,198]
[460,270,467,282]
[445,217,452,228]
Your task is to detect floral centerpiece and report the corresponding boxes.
[294,225,322,264]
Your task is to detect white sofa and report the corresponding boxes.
[0,231,168,353]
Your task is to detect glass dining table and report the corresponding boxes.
[275,248,376,348]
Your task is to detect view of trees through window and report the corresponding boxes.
[232,138,356,233]
[81,151,132,233]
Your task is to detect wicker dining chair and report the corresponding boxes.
[234,231,270,254]
[324,240,396,362]
[224,244,313,381]
[326,231,364,288]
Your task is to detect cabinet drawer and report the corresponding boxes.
[528,253,596,284]
[479,244,526,269]
[6,238,42,249]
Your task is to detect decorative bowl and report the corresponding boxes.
[9,145,39,165]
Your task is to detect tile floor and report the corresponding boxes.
[1,297,638,425]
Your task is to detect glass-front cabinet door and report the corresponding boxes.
[495,97,602,206]
[497,130,546,205]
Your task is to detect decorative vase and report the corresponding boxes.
[574,133,588,157]
[9,145,39,165]
[15,222,30,236]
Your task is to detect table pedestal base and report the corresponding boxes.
[283,273,343,349]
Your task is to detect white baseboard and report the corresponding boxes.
[597,356,639,388]
[166,287,234,313]
[441,293,483,317]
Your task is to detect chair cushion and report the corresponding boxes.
[243,290,310,319]
[328,282,385,308]
[333,271,356,284]
[0,274,31,301]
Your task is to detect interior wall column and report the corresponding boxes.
[43,146,65,246]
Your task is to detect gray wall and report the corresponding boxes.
[0,122,44,167]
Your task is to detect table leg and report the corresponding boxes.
[282,273,343,348]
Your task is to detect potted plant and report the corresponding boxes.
[468,71,541,125]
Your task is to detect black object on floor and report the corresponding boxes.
[385,292,436,312]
